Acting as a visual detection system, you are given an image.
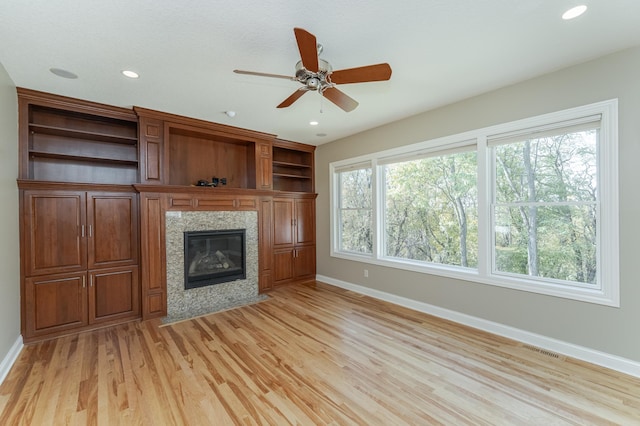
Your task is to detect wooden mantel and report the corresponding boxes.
[133,184,275,197]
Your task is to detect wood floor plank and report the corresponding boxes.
[1,281,639,425]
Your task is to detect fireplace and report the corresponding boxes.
[165,210,261,323]
[184,229,246,290]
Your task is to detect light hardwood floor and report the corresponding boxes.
[1,281,639,425]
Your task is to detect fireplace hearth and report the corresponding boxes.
[184,229,246,290]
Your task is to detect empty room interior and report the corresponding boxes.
[1,1,640,424]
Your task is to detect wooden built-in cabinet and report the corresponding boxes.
[272,194,317,285]
[20,184,139,341]
[17,89,317,341]
[18,89,142,342]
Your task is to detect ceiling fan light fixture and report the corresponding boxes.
[307,77,321,90]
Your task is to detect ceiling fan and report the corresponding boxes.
[233,28,392,112]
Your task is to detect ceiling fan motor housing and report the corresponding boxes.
[295,59,333,91]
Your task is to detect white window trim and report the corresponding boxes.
[330,156,376,260]
[330,99,619,307]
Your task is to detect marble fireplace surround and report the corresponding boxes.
[164,209,265,323]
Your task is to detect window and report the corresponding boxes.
[490,118,599,287]
[331,100,618,306]
[382,149,478,268]
[335,164,373,255]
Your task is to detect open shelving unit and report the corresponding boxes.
[272,140,315,193]
[22,100,139,184]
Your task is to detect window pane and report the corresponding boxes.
[340,168,372,208]
[383,151,478,268]
[494,205,597,285]
[340,209,373,253]
[338,167,372,254]
[495,130,597,203]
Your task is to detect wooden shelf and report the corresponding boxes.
[29,150,138,166]
[29,123,137,145]
[272,160,312,169]
[273,173,312,180]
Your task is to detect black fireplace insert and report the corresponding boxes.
[184,229,246,290]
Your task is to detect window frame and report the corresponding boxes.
[330,99,619,307]
[334,162,375,256]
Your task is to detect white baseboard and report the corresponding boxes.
[0,335,23,385]
[316,274,640,379]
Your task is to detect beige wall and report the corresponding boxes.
[315,46,640,362]
[0,63,21,361]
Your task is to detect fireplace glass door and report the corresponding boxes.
[184,229,246,289]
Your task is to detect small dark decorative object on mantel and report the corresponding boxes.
[195,177,228,187]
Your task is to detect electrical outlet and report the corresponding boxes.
[364,269,368,278]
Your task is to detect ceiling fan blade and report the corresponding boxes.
[330,63,392,84]
[233,69,296,81]
[277,88,309,108]
[322,87,359,112]
[294,28,319,73]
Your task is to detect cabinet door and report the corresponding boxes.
[138,116,165,184]
[87,192,138,269]
[273,248,295,284]
[25,272,88,336]
[256,142,272,190]
[139,194,166,320]
[24,191,86,276]
[273,198,294,246]
[294,245,316,280]
[258,198,273,292]
[295,198,315,245]
[89,266,140,324]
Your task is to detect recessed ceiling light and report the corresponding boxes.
[562,5,587,20]
[316,133,327,137]
[309,121,319,126]
[122,70,139,79]
[49,68,78,79]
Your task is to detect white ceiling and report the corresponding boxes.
[1,1,639,145]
